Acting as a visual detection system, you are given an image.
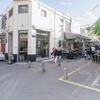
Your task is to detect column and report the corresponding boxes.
[13,30,18,62]
[28,28,36,62]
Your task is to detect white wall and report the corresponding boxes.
[13,1,30,31]
[13,0,30,55]
[32,1,71,49]
[71,19,80,34]
[5,0,71,56]
[28,0,36,55]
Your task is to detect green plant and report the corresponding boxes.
[90,19,100,36]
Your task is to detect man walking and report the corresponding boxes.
[57,47,62,66]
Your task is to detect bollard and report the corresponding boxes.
[58,61,61,67]
[8,56,11,64]
[64,67,68,80]
[42,62,45,72]
[58,56,61,67]
[28,61,31,68]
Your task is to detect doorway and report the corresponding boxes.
[8,32,13,56]
[18,32,28,61]
[36,31,49,58]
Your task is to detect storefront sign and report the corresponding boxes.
[32,33,36,38]
[32,35,36,38]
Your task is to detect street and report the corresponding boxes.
[0,59,100,100]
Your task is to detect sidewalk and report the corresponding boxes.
[0,59,100,100]
[59,59,100,92]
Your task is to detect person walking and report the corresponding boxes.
[54,48,58,63]
[57,47,62,66]
[84,48,87,59]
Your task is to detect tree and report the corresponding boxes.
[91,19,100,36]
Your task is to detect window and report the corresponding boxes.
[9,8,13,18]
[60,18,64,24]
[19,5,28,13]
[41,9,47,17]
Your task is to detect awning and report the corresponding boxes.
[64,32,91,40]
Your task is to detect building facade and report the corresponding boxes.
[0,16,6,53]
[3,0,71,62]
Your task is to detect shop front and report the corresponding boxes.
[0,34,5,53]
[36,30,49,58]
[18,31,28,62]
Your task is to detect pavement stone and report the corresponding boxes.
[0,59,100,100]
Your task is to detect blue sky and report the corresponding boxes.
[0,0,100,32]
[0,0,12,14]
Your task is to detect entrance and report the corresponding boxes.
[0,34,5,53]
[18,32,28,61]
[8,32,13,55]
[36,31,49,58]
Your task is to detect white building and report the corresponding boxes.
[3,0,71,62]
[71,19,80,34]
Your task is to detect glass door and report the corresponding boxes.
[19,32,28,61]
[36,31,49,58]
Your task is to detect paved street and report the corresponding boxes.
[0,59,100,100]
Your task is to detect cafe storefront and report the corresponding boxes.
[36,30,49,58]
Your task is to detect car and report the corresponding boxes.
[0,52,5,61]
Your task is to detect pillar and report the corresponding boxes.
[28,29,36,62]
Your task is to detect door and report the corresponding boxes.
[19,32,28,61]
[36,31,49,58]
[8,32,13,55]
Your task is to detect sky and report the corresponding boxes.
[40,0,100,33]
[0,0,100,33]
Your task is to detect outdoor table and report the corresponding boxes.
[92,54,100,63]
[97,54,100,63]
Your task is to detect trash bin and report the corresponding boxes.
[95,55,98,63]
[92,54,97,62]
